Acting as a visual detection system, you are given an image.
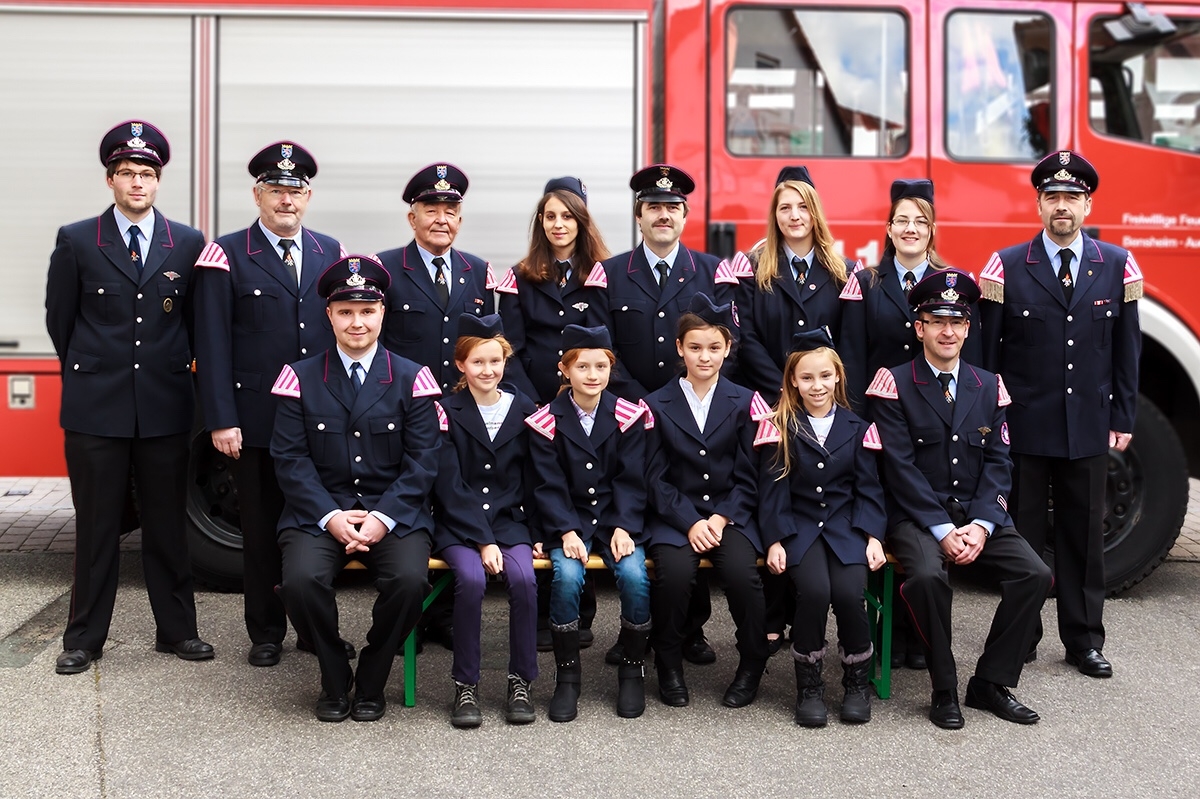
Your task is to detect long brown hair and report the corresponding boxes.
[556,347,617,395]
[452,334,514,393]
[879,196,947,267]
[771,346,850,477]
[515,190,611,285]
[751,180,846,292]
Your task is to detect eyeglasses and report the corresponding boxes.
[890,217,930,230]
[263,187,309,199]
[114,169,159,182]
[917,317,968,329]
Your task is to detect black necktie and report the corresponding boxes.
[792,255,807,288]
[903,271,917,297]
[128,228,143,273]
[280,239,298,285]
[350,362,363,396]
[937,372,955,406]
[556,260,571,289]
[433,256,450,306]
[656,260,670,288]
[1057,249,1074,304]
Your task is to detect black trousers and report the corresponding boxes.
[232,446,288,645]
[63,431,198,650]
[889,520,1051,691]
[1011,453,1107,653]
[279,528,430,699]
[650,530,766,670]
[785,537,870,657]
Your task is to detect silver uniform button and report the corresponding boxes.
[300,322,305,329]
[136,317,142,323]
[952,458,958,465]
[355,455,362,462]
[235,382,241,388]
[903,344,910,351]
[443,316,450,322]
[136,293,143,300]
[403,304,410,310]
[134,364,139,369]
[699,449,706,456]
[1067,387,1073,394]
[815,486,823,493]
[905,322,912,329]
[621,305,629,311]
[317,423,326,431]
[135,341,141,346]
[703,474,709,480]
[1068,363,1073,370]
[953,480,959,486]
[1066,315,1073,322]
[588,488,595,495]
[1023,310,1029,317]
[354,478,360,485]
[354,431,361,438]
[658,311,665,318]
[388,423,396,430]
[818,521,824,528]
[301,348,307,354]
[443,338,449,344]
[658,361,664,367]
[254,289,261,296]
[817,462,824,469]
[586,463,593,470]
[952,435,958,442]
[702,494,710,501]
[484,463,492,470]
[482,487,489,494]
[591,500,597,506]
[1067,339,1074,346]
[657,336,664,343]
[97,288,104,294]
[558,310,564,317]
[1107,310,1113,317]
[483,503,490,510]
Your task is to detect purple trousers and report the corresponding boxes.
[440,543,538,684]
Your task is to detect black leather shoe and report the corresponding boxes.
[721,666,764,708]
[965,676,1039,724]
[579,628,595,649]
[315,690,351,722]
[767,636,785,657]
[929,689,964,730]
[56,648,101,674]
[1066,648,1113,678]
[1024,648,1038,664]
[905,651,928,670]
[155,638,215,661]
[248,642,282,667]
[296,637,357,660]
[657,667,689,707]
[605,639,624,666]
[890,651,906,669]
[683,633,717,666]
[351,694,386,722]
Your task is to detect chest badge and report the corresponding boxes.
[163,297,174,313]
[163,271,181,281]
[572,302,589,312]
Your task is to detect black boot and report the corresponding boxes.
[548,626,582,723]
[616,621,649,719]
[793,647,827,728]
[840,644,873,724]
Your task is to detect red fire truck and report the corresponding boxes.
[1,0,1196,592]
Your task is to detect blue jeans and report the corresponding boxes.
[549,540,650,627]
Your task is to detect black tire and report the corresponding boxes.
[1046,394,1187,595]
[185,431,244,592]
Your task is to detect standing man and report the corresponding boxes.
[272,256,441,722]
[980,151,1141,678]
[47,120,211,673]
[870,269,1052,729]
[378,163,494,395]
[194,142,344,668]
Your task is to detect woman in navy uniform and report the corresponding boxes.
[644,294,770,709]
[526,325,652,722]
[756,329,887,726]
[431,314,539,728]
[497,176,611,404]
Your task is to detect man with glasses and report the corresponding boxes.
[47,120,211,673]
[870,268,1051,729]
[194,141,345,668]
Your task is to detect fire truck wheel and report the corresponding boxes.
[1044,394,1187,596]
[185,432,244,592]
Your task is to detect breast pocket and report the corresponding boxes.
[391,299,429,343]
[965,430,986,478]
[236,284,281,332]
[307,415,344,465]
[82,281,123,326]
[370,416,406,466]
[1092,303,1118,348]
[611,299,650,346]
[911,426,945,475]
[1007,304,1046,348]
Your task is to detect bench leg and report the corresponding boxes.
[865,563,894,700]
[402,572,454,708]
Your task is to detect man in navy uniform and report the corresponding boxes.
[870,269,1052,729]
[271,255,442,722]
[378,163,494,394]
[194,142,345,668]
[980,151,1141,678]
[47,120,212,673]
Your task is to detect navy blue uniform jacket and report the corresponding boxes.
[591,245,739,399]
[979,232,1141,459]
[269,348,441,539]
[868,359,1013,532]
[756,408,886,566]
[496,267,606,404]
[377,241,495,393]
[839,254,982,414]
[431,386,539,552]
[525,391,648,546]
[732,248,853,403]
[643,378,767,553]
[46,206,204,437]
[194,223,342,448]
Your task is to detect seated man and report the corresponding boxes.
[868,268,1051,730]
[271,255,441,722]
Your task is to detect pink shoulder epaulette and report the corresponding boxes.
[584,262,608,289]
[753,417,782,447]
[614,397,647,432]
[729,250,755,279]
[714,259,740,285]
[638,399,655,430]
[838,270,863,301]
[979,252,1005,302]
[862,422,882,450]
[412,366,441,398]
[195,242,230,271]
[270,364,301,398]
[494,268,519,295]
[996,374,1012,407]
[1123,252,1144,302]
[338,243,348,259]
[525,406,556,440]
[749,391,773,421]
[434,401,449,432]
[865,368,899,400]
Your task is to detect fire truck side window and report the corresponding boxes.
[1089,15,1200,154]
[725,8,908,157]
[944,11,1053,161]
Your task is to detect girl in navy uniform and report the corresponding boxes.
[757,330,887,726]
[526,325,651,722]
[644,294,770,709]
[431,314,539,728]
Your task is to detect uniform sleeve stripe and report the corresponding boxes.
[495,268,519,294]
[195,242,230,271]
[584,262,608,289]
[270,364,301,398]
[997,494,1008,512]
[412,366,442,398]
[996,374,1013,407]
[862,422,882,450]
[524,407,556,440]
[749,391,773,421]
[730,251,755,279]
[753,417,782,447]
[865,368,899,400]
[434,401,449,432]
[838,270,863,301]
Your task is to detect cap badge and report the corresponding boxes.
[656,177,673,190]
[346,257,366,287]
[436,165,448,179]
[1059,151,1072,165]
[434,179,451,191]
[659,166,670,176]
[580,181,588,198]
[946,272,958,288]
[130,123,143,137]
[940,288,961,303]
[281,144,293,159]
[1053,168,1072,181]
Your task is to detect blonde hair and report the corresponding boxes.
[771,346,850,477]
[751,180,846,292]
[452,334,514,393]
